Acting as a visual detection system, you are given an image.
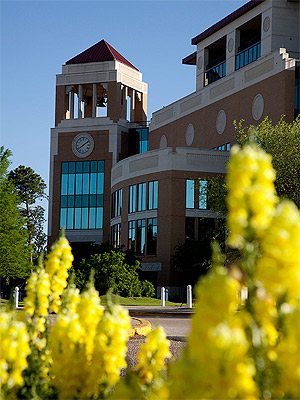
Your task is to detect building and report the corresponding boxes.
[48,0,300,298]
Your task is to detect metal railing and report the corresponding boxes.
[204,60,226,86]
[236,41,261,70]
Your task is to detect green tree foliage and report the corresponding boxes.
[8,165,47,263]
[75,251,155,297]
[235,116,300,208]
[0,147,30,292]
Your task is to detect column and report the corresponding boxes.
[70,91,74,119]
[78,84,82,119]
[130,89,135,122]
[92,83,97,118]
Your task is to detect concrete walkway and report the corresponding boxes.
[124,305,194,317]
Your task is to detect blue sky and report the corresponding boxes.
[1,0,244,223]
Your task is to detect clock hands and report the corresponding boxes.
[78,140,89,149]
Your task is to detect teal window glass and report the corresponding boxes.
[128,220,135,252]
[186,180,195,209]
[147,217,157,255]
[60,161,104,230]
[129,185,136,213]
[138,183,146,211]
[112,224,121,248]
[199,180,208,209]
[61,175,68,195]
[148,181,158,210]
[136,219,145,255]
[60,208,67,229]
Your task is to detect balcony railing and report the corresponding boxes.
[236,41,261,70]
[204,60,226,86]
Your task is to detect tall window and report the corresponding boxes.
[199,180,208,209]
[148,181,158,210]
[112,189,122,218]
[136,219,145,255]
[129,185,136,213]
[147,218,157,255]
[137,183,146,212]
[112,223,121,248]
[128,220,135,252]
[186,179,195,209]
[60,160,104,230]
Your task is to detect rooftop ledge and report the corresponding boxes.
[150,49,297,131]
[111,147,229,187]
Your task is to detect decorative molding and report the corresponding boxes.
[216,110,226,134]
[252,94,264,121]
[185,123,195,146]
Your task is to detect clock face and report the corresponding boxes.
[72,133,94,158]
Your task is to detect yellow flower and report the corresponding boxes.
[226,144,277,248]
[0,310,30,395]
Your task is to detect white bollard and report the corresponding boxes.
[161,287,165,307]
[187,285,192,308]
[14,286,19,308]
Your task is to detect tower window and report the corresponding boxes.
[60,161,104,230]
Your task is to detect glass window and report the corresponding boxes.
[147,218,157,255]
[128,220,135,252]
[112,224,121,249]
[148,181,158,210]
[129,185,136,213]
[136,219,145,255]
[186,179,195,209]
[138,183,146,211]
[199,180,208,209]
[118,189,122,216]
[226,143,231,151]
[61,175,68,195]
[60,161,104,230]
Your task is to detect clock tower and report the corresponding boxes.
[48,39,148,248]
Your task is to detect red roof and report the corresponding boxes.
[192,0,264,45]
[66,39,139,71]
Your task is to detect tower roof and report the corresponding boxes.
[66,39,139,71]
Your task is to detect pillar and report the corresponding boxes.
[92,83,97,117]
[78,84,82,119]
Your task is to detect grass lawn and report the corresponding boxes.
[1,295,186,307]
[100,294,186,307]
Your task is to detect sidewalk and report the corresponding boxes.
[124,305,194,317]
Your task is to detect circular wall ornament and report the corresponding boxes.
[228,38,234,53]
[72,133,94,158]
[159,135,167,149]
[185,123,195,146]
[263,16,271,32]
[197,56,203,70]
[216,110,226,134]
[252,94,264,121]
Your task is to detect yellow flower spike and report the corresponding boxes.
[227,144,278,248]
[0,310,31,395]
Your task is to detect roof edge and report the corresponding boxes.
[192,0,265,45]
[182,51,197,65]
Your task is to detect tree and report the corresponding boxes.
[235,116,300,208]
[0,147,30,294]
[8,165,47,263]
[75,251,155,297]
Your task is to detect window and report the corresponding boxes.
[136,219,145,255]
[112,223,121,249]
[129,185,136,213]
[148,181,158,210]
[128,127,149,156]
[60,161,104,230]
[199,180,208,209]
[137,183,146,211]
[147,218,157,255]
[112,189,122,218]
[186,179,195,209]
[128,221,135,252]
[226,143,231,151]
